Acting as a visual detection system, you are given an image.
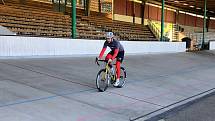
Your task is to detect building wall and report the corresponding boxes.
[126,0,133,16]
[114,1,176,23]
[196,17,204,28]
[134,2,141,18]
[178,13,204,28]
[113,0,215,30]
[114,0,126,15]
[209,20,215,29]
[90,0,99,12]
[114,0,141,17]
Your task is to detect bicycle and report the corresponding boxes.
[95,57,127,92]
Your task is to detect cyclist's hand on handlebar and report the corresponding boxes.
[108,59,112,63]
[95,57,100,66]
[97,57,101,60]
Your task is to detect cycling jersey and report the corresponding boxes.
[99,39,124,60]
[103,39,124,52]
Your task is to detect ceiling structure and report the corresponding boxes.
[148,0,215,17]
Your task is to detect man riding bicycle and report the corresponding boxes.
[98,32,125,87]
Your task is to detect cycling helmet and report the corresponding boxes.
[106,32,114,38]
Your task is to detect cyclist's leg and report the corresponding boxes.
[116,61,120,79]
[105,54,112,61]
[105,51,114,62]
[115,51,124,79]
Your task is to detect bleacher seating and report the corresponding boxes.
[0,0,157,41]
[80,15,157,41]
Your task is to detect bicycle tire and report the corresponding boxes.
[96,69,109,92]
[116,67,127,88]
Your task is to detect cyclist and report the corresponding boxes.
[98,32,125,87]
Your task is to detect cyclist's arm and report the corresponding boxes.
[99,42,108,59]
[99,47,106,59]
[112,48,119,60]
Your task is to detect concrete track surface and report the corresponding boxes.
[0,51,215,121]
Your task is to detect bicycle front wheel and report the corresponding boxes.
[96,69,109,92]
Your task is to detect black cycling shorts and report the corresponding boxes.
[108,51,124,63]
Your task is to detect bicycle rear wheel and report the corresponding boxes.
[96,69,109,92]
[116,67,127,88]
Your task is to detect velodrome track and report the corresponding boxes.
[0,51,215,121]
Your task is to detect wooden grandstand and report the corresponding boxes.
[0,0,157,41]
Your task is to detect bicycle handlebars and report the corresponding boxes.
[95,57,107,66]
[95,57,117,67]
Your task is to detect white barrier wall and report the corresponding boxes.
[210,41,215,50]
[0,36,186,57]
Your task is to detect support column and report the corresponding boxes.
[141,0,145,25]
[202,0,207,49]
[112,0,114,20]
[161,0,165,41]
[71,0,76,38]
[59,0,61,12]
[148,3,149,19]
[64,0,67,14]
[85,0,91,16]
[84,0,86,14]
[98,0,101,14]
[132,1,135,24]
[126,0,128,15]
[175,10,179,24]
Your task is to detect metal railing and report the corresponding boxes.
[147,19,161,40]
[172,24,179,41]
